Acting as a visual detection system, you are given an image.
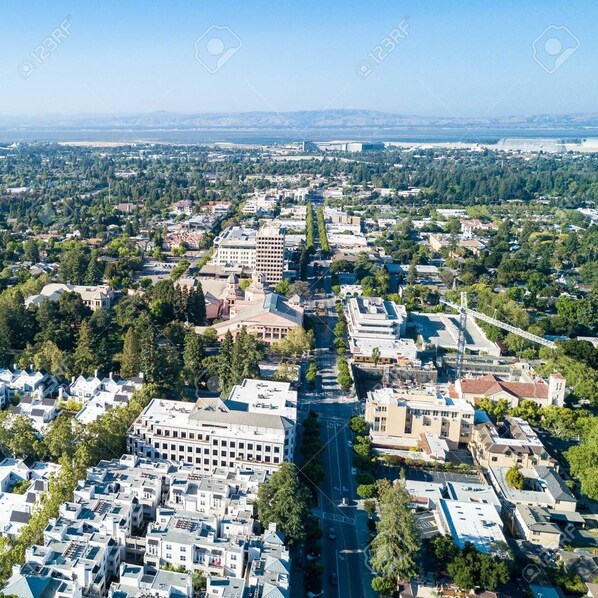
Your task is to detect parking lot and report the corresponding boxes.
[405,468,482,485]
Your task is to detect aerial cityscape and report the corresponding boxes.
[0,2,597,598]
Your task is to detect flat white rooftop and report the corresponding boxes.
[439,498,506,554]
[369,386,474,413]
[227,379,297,420]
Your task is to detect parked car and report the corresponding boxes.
[329,527,336,540]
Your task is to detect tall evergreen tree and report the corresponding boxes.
[218,330,234,396]
[186,285,206,325]
[73,321,97,375]
[369,482,421,588]
[183,331,204,382]
[257,462,311,546]
[137,313,159,383]
[120,327,141,379]
[85,249,103,284]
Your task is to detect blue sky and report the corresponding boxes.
[0,0,596,117]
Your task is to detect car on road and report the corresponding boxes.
[329,573,338,586]
[351,467,357,475]
[328,527,336,540]
[347,440,353,448]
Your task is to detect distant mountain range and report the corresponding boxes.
[2,109,598,132]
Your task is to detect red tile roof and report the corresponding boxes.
[459,375,549,400]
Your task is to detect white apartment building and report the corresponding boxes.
[0,459,59,538]
[10,456,176,596]
[109,563,192,598]
[8,395,58,432]
[345,296,417,364]
[242,192,280,216]
[213,226,258,270]
[0,367,60,407]
[145,508,246,578]
[128,380,297,474]
[66,372,145,426]
[82,455,173,522]
[255,225,285,284]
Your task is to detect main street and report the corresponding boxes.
[300,289,375,598]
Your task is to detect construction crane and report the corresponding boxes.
[440,292,556,379]
[454,292,468,380]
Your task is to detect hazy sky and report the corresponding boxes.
[1,0,596,118]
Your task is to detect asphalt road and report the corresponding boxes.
[301,299,375,598]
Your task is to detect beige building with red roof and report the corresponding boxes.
[455,372,566,408]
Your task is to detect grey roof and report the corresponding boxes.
[188,398,293,431]
[2,574,51,598]
[535,466,576,502]
[10,510,32,524]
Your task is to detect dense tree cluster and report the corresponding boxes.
[256,461,312,546]
[316,207,330,255]
[369,481,421,592]
[203,328,263,397]
[427,535,511,592]
[0,272,208,393]
[299,411,326,490]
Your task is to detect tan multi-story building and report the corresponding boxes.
[365,386,475,449]
[470,416,555,469]
[255,225,285,284]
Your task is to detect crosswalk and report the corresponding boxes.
[319,510,355,525]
